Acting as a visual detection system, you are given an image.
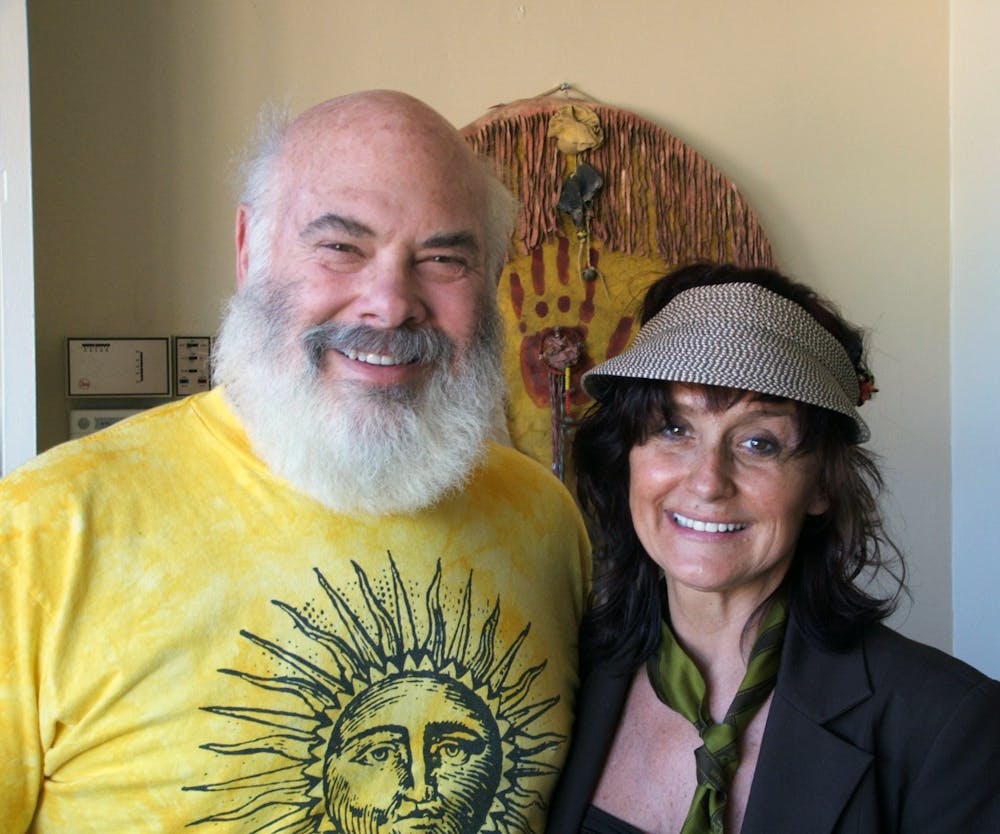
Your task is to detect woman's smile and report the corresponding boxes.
[628,383,829,601]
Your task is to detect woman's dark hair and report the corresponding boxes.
[574,263,905,666]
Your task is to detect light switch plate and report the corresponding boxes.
[69,409,145,439]
[174,336,213,395]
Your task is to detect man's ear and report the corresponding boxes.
[235,204,251,289]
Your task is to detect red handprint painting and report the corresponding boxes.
[463,93,774,483]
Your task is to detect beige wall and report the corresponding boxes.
[28,1,951,650]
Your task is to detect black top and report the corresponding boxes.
[581,804,644,833]
[547,613,1000,833]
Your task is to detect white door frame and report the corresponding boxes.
[0,0,37,475]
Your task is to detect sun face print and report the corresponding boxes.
[185,555,564,834]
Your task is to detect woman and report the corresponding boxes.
[547,263,1000,833]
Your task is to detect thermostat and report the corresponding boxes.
[67,338,170,397]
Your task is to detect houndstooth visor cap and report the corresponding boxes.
[582,282,869,443]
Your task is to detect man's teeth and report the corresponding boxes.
[673,513,747,533]
[342,349,404,366]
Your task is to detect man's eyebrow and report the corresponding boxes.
[301,213,374,238]
[422,231,480,252]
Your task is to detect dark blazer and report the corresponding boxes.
[547,614,1000,833]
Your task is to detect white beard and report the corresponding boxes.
[212,279,505,516]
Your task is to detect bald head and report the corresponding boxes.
[239,90,515,283]
[286,90,473,165]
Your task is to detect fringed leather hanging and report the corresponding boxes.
[463,95,775,266]
[462,90,776,482]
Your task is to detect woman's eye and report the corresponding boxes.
[658,421,687,439]
[741,436,779,456]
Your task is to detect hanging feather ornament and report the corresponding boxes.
[544,104,604,478]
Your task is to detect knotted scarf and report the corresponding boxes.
[646,597,787,834]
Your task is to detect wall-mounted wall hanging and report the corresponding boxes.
[463,86,775,481]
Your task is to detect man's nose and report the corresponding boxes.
[356,260,428,329]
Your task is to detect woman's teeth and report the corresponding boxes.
[673,513,747,533]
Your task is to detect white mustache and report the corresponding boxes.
[300,322,453,373]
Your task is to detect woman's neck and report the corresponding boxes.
[665,585,777,719]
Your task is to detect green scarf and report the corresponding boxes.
[646,597,787,834]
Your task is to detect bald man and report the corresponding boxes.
[0,91,590,833]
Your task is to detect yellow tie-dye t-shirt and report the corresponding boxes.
[0,388,590,833]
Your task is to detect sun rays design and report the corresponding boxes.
[184,554,564,833]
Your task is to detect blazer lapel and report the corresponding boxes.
[741,616,874,834]
[546,659,632,832]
